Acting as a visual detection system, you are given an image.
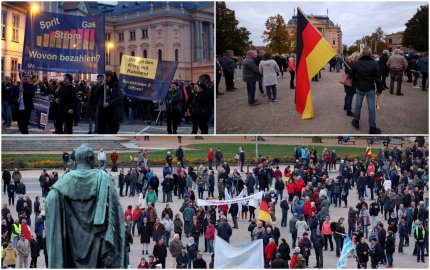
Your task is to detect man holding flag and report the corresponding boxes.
[295,8,336,119]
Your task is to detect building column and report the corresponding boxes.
[198,20,203,61]
[194,20,200,61]
[208,22,214,60]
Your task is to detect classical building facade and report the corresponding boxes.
[385,31,404,50]
[1,1,214,82]
[286,13,342,54]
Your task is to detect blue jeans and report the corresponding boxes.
[246,81,257,104]
[416,241,425,261]
[163,191,172,202]
[208,239,214,253]
[266,85,277,101]
[2,100,12,124]
[344,93,354,111]
[88,115,95,132]
[130,182,136,196]
[163,231,170,247]
[257,75,264,93]
[63,161,68,171]
[386,252,393,265]
[390,69,403,94]
[99,160,106,168]
[354,89,376,128]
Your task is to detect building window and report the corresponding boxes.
[388,39,392,44]
[175,49,179,61]
[106,52,110,65]
[131,51,135,56]
[130,31,136,41]
[396,38,401,44]
[11,58,18,82]
[142,29,148,39]
[1,10,6,40]
[105,33,111,41]
[332,40,335,45]
[118,32,124,42]
[158,49,162,60]
[119,52,123,64]
[12,14,19,42]
[143,50,148,58]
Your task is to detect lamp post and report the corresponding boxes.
[107,42,114,67]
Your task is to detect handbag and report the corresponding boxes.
[339,61,352,87]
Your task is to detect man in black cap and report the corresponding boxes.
[94,70,123,134]
[54,73,76,134]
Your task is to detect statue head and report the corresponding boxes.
[75,144,95,169]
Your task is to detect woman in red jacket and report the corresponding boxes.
[207,148,214,170]
[265,238,277,268]
[290,247,301,268]
[287,180,296,202]
[303,197,311,221]
[294,177,305,197]
[132,204,141,235]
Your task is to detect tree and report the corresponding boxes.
[402,5,428,51]
[342,44,348,56]
[262,14,293,54]
[216,2,251,55]
[347,45,359,55]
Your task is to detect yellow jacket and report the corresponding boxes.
[2,247,17,266]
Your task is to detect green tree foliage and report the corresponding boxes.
[216,2,251,55]
[402,5,428,51]
[262,14,293,54]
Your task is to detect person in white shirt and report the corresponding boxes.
[98,148,106,168]
[383,178,392,191]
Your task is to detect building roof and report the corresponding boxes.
[109,1,213,16]
[287,14,335,27]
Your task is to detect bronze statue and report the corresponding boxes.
[45,144,124,268]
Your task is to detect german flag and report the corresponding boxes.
[296,8,336,119]
[257,200,272,223]
[365,147,372,157]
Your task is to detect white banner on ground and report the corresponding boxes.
[214,236,264,269]
[196,191,263,207]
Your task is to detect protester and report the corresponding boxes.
[242,50,260,105]
[259,51,280,104]
[387,49,408,96]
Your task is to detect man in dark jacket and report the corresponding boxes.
[188,74,212,134]
[176,146,184,167]
[94,70,123,134]
[356,237,370,268]
[242,50,260,105]
[165,82,183,134]
[192,252,207,269]
[53,74,75,134]
[312,229,325,268]
[153,239,167,268]
[254,50,266,96]
[14,73,35,134]
[350,47,383,134]
[220,50,236,91]
[369,238,383,269]
[2,169,11,195]
[378,50,389,89]
[228,203,239,229]
[217,216,232,243]
[377,223,387,264]
[176,246,189,268]
[280,197,289,228]
[271,253,286,268]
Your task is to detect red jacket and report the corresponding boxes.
[295,179,305,192]
[312,191,320,204]
[324,153,331,163]
[132,208,141,222]
[205,224,215,240]
[274,169,282,180]
[208,151,214,161]
[125,208,132,221]
[303,201,311,217]
[310,205,317,215]
[290,255,298,268]
[218,204,228,215]
[265,242,277,259]
[111,152,119,162]
[287,182,296,195]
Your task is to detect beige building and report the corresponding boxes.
[385,31,404,50]
[1,2,26,82]
[286,13,342,54]
[2,1,214,83]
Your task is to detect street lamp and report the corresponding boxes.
[107,42,114,66]
[31,4,39,13]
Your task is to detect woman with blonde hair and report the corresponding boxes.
[343,52,360,117]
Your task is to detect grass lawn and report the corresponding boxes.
[2,143,373,169]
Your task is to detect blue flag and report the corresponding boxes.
[337,235,354,269]
[22,11,105,74]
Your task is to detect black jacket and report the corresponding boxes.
[94,81,123,121]
[13,82,35,111]
[56,84,76,113]
[165,89,183,113]
[350,55,382,93]
[356,242,370,263]
[189,88,212,118]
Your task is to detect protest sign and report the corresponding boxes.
[22,11,105,74]
[119,55,178,101]
[29,94,51,132]
[214,236,264,269]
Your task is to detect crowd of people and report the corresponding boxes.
[1,140,429,268]
[1,72,214,135]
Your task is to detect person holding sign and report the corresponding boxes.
[54,74,76,134]
[94,71,123,134]
[164,82,183,134]
[187,74,213,134]
[12,73,35,134]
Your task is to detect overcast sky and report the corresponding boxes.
[225,1,427,46]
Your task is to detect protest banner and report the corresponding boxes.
[118,55,178,101]
[29,94,51,132]
[22,11,105,74]
[214,236,264,269]
[196,191,263,207]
